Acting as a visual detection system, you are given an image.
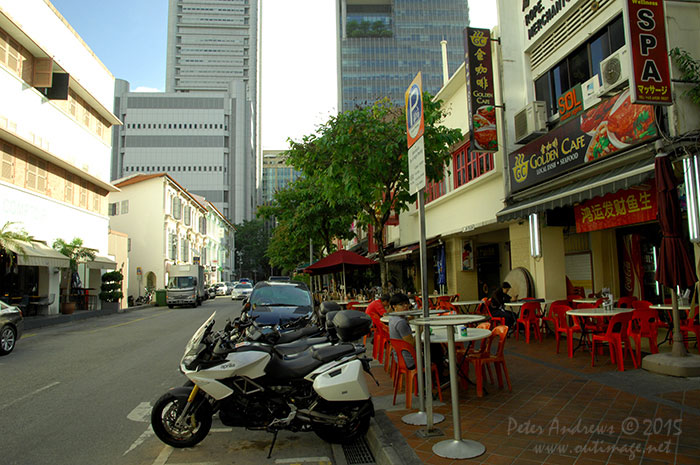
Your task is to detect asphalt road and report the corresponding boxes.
[0,297,335,465]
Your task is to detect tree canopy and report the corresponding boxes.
[233,219,270,280]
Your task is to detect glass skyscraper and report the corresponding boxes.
[337,0,469,111]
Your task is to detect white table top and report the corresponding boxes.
[566,307,634,317]
[380,310,444,323]
[419,327,491,343]
[451,300,483,307]
[352,303,370,309]
[572,298,600,304]
[650,304,691,311]
[411,315,487,326]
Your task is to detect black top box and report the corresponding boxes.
[333,310,372,342]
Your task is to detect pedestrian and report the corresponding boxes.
[490,281,518,331]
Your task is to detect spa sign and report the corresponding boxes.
[464,27,497,152]
[509,89,657,193]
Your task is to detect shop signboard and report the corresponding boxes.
[574,184,658,233]
[464,27,497,152]
[521,0,578,44]
[623,0,672,105]
[509,89,657,193]
[558,84,583,123]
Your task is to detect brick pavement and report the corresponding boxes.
[366,328,700,465]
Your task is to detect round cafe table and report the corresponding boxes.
[566,307,634,353]
[411,315,489,459]
[650,304,692,345]
[451,300,483,313]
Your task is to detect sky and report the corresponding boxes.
[48,0,497,150]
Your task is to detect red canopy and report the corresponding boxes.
[304,250,377,275]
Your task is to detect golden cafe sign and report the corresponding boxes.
[509,90,657,193]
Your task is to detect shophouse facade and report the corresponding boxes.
[109,174,234,300]
[0,0,120,314]
[495,0,700,302]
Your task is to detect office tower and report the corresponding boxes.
[337,0,469,111]
[261,150,302,204]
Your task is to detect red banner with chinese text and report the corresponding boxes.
[574,185,657,233]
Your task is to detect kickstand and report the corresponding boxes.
[267,430,278,459]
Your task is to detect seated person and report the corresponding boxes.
[490,281,518,330]
[365,294,389,321]
[387,293,447,382]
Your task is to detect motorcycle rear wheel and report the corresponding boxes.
[151,392,212,448]
[311,400,372,444]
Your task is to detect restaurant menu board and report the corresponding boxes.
[464,27,497,152]
[623,0,672,105]
[574,184,657,233]
[509,88,657,193]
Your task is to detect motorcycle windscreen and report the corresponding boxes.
[312,359,370,402]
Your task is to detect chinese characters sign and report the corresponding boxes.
[623,0,672,105]
[509,89,657,193]
[574,185,657,233]
[464,27,497,152]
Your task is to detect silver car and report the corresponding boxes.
[230,282,253,300]
[0,299,24,355]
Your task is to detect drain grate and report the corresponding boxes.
[341,437,375,465]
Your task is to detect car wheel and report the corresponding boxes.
[0,324,17,355]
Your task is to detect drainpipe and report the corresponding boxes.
[440,40,449,86]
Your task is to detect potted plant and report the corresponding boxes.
[99,269,123,312]
[53,238,95,314]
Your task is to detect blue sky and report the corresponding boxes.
[48,0,496,149]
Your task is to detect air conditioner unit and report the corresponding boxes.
[514,101,547,144]
[599,46,630,95]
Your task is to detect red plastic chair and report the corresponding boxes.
[629,308,661,366]
[541,300,569,337]
[370,316,390,365]
[680,306,700,353]
[346,301,360,310]
[591,312,635,371]
[437,300,458,315]
[482,326,512,392]
[515,301,542,343]
[413,296,423,309]
[450,294,461,302]
[552,304,581,358]
[617,296,638,308]
[476,298,505,327]
[389,338,442,409]
[577,301,606,333]
[459,328,497,397]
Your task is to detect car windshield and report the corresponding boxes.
[250,285,311,306]
[168,276,195,289]
[235,283,252,289]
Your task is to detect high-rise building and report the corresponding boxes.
[165,0,257,101]
[261,150,302,204]
[112,0,258,224]
[336,0,469,111]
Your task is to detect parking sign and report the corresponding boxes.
[405,72,424,148]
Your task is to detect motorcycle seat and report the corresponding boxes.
[276,326,321,344]
[311,344,356,363]
[274,337,328,357]
[264,352,324,380]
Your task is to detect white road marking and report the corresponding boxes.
[0,381,60,411]
[275,458,332,464]
[123,425,154,456]
[209,427,233,433]
[127,401,152,422]
[152,445,173,465]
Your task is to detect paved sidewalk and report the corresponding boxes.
[366,331,700,465]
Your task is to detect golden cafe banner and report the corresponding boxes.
[464,27,497,152]
[509,89,657,193]
[574,184,657,233]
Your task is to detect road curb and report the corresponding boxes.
[365,411,422,465]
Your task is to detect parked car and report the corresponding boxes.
[225,282,235,295]
[0,299,24,355]
[239,278,252,284]
[230,282,253,300]
[244,280,313,326]
[268,276,291,282]
[213,282,228,296]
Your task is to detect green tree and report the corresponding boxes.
[234,219,270,280]
[258,176,358,270]
[52,237,95,295]
[0,221,34,266]
[286,94,461,290]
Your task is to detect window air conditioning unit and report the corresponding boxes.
[599,46,630,95]
[514,101,547,144]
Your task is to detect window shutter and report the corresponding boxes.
[33,58,53,87]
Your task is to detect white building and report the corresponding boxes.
[0,0,120,314]
[109,173,234,299]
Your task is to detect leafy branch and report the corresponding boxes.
[670,47,700,105]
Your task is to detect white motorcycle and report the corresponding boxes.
[151,311,375,454]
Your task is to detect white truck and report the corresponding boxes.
[167,265,205,308]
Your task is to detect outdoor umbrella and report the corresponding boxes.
[654,154,697,356]
[305,250,378,300]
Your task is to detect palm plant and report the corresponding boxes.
[52,238,96,296]
[0,221,34,267]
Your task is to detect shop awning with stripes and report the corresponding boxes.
[5,241,70,268]
[497,159,655,222]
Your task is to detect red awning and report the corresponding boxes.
[304,250,378,275]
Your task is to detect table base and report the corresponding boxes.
[417,427,444,438]
[402,411,445,426]
[433,439,486,459]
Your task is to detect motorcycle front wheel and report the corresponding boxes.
[151,392,212,448]
[311,399,372,444]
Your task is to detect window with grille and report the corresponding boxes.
[92,192,101,212]
[121,200,129,214]
[452,146,494,189]
[108,202,119,216]
[170,233,178,260]
[184,206,191,226]
[65,172,74,203]
[426,178,446,204]
[173,197,182,219]
[1,143,13,181]
[26,157,47,192]
[79,180,88,207]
